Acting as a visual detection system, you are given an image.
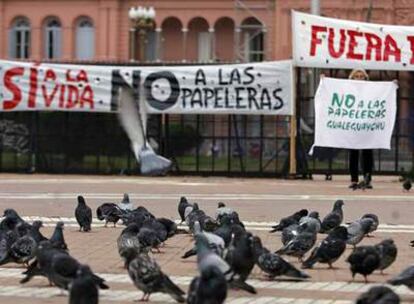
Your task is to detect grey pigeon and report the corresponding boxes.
[187,265,227,304]
[275,223,318,262]
[375,239,397,274]
[0,234,37,266]
[299,211,321,233]
[270,209,308,233]
[388,265,414,290]
[0,230,18,265]
[117,223,143,268]
[141,218,168,244]
[69,265,99,304]
[196,234,256,294]
[320,200,344,233]
[302,226,348,269]
[346,218,374,248]
[138,227,162,253]
[120,206,154,227]
[252,236,310,280]
[75,196,92,232]
[281,224,301,246]
[361,214,379,236]
[50,221,68,251]
[225,228,256,282]
[182,221,225,259]
[119,193,134,211]
[127,249,185,302]
[50,253,109,290]
[96,203,122,227]
[403,179,412,192]
[347,245,381,282]
[30,221,48,243]
[178,196,192,224]
[213,216,245,247]
[356,285,400,304]
[215,202,239,226]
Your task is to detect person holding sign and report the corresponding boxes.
[347,69,374,190]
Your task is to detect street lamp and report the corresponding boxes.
[128,6,156,61]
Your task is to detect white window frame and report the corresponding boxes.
[44,19,62,60]
[76,18,95,60]
[9,18,31,59]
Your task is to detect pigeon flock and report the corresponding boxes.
[0,193,412,304]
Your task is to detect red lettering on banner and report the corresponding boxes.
[28,68,38,108]
[3,67,24,110]
[80,86,94,109]
[365,33,382,61]
[310,25,327,56]
[407,36,414,64]
[384,34,401,62]
[59,85,66,108]
[66,70,77,82]
[42,84,59,107]
[77,70,88,83]
[66,85,79,108]
[328,28,346,58]
[44,69,57,81]
[346,30,364,60]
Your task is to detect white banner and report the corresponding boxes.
[0,60,294,115]
[292,11,414,70]
[310,78,397,154]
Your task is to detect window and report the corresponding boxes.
[243,31,264,62]
[198,32,211,62]
[145,31,157,61]
[9,18,30,59]
[44,19,62,59]
[76,18,95,60]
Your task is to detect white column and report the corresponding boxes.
[155,27,162,62]
[181,27,188,62]
[208,27,215,62]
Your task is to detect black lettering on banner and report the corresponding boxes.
[272,88,284,110]
[229,69,241,84]
[218,69,228,85]
[143,71,180,111]
[224,88,233,108]
[191,88,203,108]
[195,69,206,85]
[110,69,141,111]
[260,89,272,110]
[214,87,224,108]
[181,88,192,108]
[243,67,255,85]
[247,87,260,109]
[235,87,246,109]
[203,88,215,107]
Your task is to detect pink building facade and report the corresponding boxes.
[2,0,414,64]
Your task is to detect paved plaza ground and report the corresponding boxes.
[0,173,413,303]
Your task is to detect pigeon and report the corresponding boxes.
[375,239,397,274]
[388,265,414,290]
[138,227,162,253]
[120,206,155,226]
[361,214,379,236]
[299,211,321,233]
[119,193,134,211]
[320,200,344,233]
[346,218,374,248]
[182,221,225,259]
[49,253,109,290]
[252,236,310,280]
[141,218,168,244]
[29,221,48,243]
[270,209,308,233]
[178,196,192,224]
[0,209,26,231]
[75,196,92,232]
[346,245,381,282]
[302,226,348,269]
[187,265,227,304]
[196,234,256,294]
[213,216,245,247]
[275,223,318,262]
[69,265,99,304]
[126,250,185,302]
[184,202,197,225]
[117,223,143,268]
[215,202,238,225]
[157,218,182,239]
[356,285,400,304]
[281,223,301,246]
[225,228,256,282]
[96,203,122,227]
[0,234,37,266]
[49,221,68,251]
[0,230,18,266]
[403,179,412,192]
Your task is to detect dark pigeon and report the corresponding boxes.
[69,265,99,304]
[178,196,192,224]
[302,226,348,269]
[347,245,381,282]
[281,223,301,246]
[49,221,68,251]
[275,223,317,262]
[320,200,344,233]
[187,265,227,304]
[141,218,168,244]
[29,221,48,243]
[375,239,397,274]
[49,253,109,290]
[213,216,245,248]
[75,196,92,232]
[388,265,414,290]
[117,223,143,268]
[0,234,37,266]
[196,234,256,294]
[127,250,185,302]
[138,227,162,253]
[157,218,179,239]
[0,230,18,266]
[361,214,379,236]
[96,203,122,227]
[120,206,155,226]
[356,285,400,304]
[270,209,308,233]
[0,209,26,232]
[403,179,412,192]
[252,236,310,280]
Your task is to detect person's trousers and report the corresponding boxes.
[349,149,373,182]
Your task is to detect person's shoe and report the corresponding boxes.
[349,182,358,190]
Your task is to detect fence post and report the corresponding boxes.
[289,67,299,176]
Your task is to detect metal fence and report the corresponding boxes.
[0,67,412,177]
